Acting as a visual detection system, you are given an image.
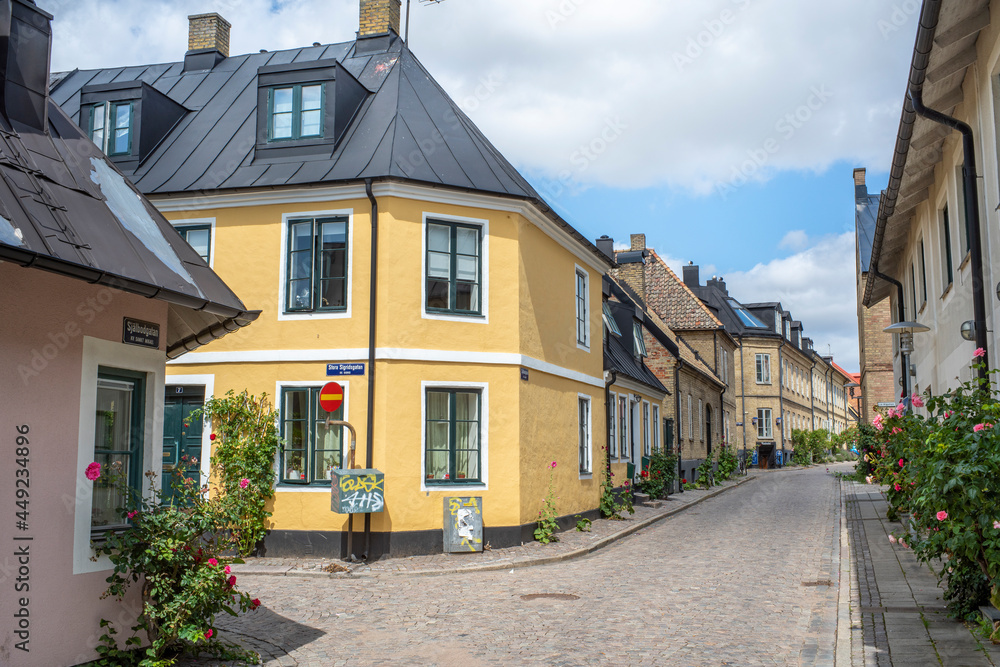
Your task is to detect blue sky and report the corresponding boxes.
[45,0,919,370]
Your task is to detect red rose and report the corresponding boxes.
[251,598,261,609]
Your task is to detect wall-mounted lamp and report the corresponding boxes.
[961,320,976,342]
[751,417,758,425]
[775,417,782,425]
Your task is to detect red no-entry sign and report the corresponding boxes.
[319,381,344,413]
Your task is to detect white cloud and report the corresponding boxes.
[724,232,860,371]
[779,230,809,251]
[46,0,915,196]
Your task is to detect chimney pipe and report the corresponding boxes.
[596,235,614,261]
[682,262,700,289]
[3,0,53,132]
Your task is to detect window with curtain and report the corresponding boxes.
[425,389,482,483]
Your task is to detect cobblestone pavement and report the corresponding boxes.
[182,465,845,666]
[843,480,1000,666]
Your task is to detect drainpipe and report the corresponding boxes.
[363,178,379,560]
[873,268,909,401]
[604,369,617,483]
[738,333,747,467]
[909,85,989,381]
[674,357,683,493]
[777,339,785,466]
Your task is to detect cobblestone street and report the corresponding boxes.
[195,466,846,666]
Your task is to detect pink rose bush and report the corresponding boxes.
[85,462,101,480]
[871,352,1000,618]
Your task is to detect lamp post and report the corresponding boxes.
[883,321,930,410]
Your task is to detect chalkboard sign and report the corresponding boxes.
[331,469,384,514]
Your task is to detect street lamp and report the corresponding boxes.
[883,321,930,409]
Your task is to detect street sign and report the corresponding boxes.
[327,363,365,376]
[876,402,897,407]
[319,381,344,413]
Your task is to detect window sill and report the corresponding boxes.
[578,472,593,480]
[959,252,971,272]
[940,282,953,299]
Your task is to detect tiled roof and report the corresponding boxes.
[643,250,722,330]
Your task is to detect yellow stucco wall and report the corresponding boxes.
[164,190,608,538]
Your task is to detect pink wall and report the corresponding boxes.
[0,262,166,667]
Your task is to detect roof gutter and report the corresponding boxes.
[864,0,938,307]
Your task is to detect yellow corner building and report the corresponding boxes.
[52,1,612,558]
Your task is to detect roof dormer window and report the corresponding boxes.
[633,321,647,358]
[269,84,324,141]
[255,59,367,159]
[88,102,133,156]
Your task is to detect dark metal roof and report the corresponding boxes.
[0,96,258,358]
[51,34,611,268]
[604,332,668,395]
[855,182,879,275]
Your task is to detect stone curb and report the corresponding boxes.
[238,474,758,580]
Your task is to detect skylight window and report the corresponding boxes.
[602,301,621,337]
[727,299,766,328]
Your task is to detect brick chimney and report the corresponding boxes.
[853,167,866,187]
[630,233,645,252]
[359,0,401,38]
[188,13,230,56]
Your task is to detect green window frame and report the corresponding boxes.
[279,387,344,485]
[285,215,348,313]
[425,219,483,316]
[268,83,324,142]
[89,102,133,156]
[942,205,953,287]
[92,367,145,533]
[176,224,211,264]
[425,388,482,484]
[618,394,629,459]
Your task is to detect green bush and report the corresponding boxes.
[695,457,714,489]
[715,444,739,481]
[198,391,281,556]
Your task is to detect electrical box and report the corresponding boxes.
[331,468,385,514]
[443,497,483,552]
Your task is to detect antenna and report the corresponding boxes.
[405,0,447,44]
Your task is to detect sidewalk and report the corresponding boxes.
[233,471,760,579]
[840,478,1000,666]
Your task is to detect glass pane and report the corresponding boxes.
[290,250,311,280]
[284,390,309,423]
[314,447,340,481]
[289,279,311,309]
[92,128,104,149]
[428,224,450,252]
[456,227,478,255]
[301,85,322,110]
[455,421,478,450]
[272,112,292,139]
[456,282,477,311]
[320,220,346,247]
[113,128,130,154]
[290,221,312,250]
[300,109,321,137]
[427,251,450,279]
[91,106,105,130]
[456,450,478,480]
[114,104,131,130]
[426,279,449,309]
[273,88,293,113]
[426,391,449,421]
[455,392,478,421]
[282,448,305,481]
[456,255,477,282]
[184,228,210,261]
[319,277,345,309]
[426,449,449,480]
[91,452,130,527]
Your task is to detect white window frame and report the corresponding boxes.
[609,391,617,459]
[278,208,354,321]
[578,393,592,477]
[698,398,704,441]
[420,380,489,491]
[755,353,771,384]
[652,405,660,451]
[170,216,217,268]
[575,264,590,351]
[421,211,490,324]
[642,400,651,456]
[757,408,772,439]
[74,337,164,574]
[618,393,629,460]
[687,394,693,442]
